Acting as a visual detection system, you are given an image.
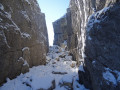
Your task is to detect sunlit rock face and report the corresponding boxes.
[54,0,120,89]
[0,0,49,84]
[70,0,120,90]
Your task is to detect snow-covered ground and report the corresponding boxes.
[0,45,88,90]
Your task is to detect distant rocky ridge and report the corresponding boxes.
[0,0,49,85]
[53,0,120,90]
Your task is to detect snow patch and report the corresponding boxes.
[0,74,31,90]
[6,78,11,82]
[92,60,96,64]
[79,65,85,72]
[113,70,120,82]
[22,47,29,52]
[18,57,24,62]
[21,11,30,21]
[23,60,29,67]
[4,23,20,31]
[88,36,92,40]
[21,32,31,39]
[4,11,20,31]
[18,57,29,67]
[65,56,72,61]
[60,74,74,83]
[0,45,78,90]
[82,52,86,58]
[87,6,110,32]
[11,21,20,31]
[103,71,117,85]
[31,76,54,90]
[0,3,4,10]
[4,12,12,19]
[97,7,109,17]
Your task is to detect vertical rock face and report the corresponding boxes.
[53,9,73,46]
[53,9,78,62]
[0,0,49,84]
[53,0,120,89]
[84,2,120,90]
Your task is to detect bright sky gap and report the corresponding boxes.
[37,0,70,46]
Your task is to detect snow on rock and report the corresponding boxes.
[88,36,92,40]
[11,21,20,31]
[103,71,117,85]
[22,47,29,51]
[0,74,31,90]
[79,65,85,72]
[0,3,4,10]
[18,57,29,67]
[18,57,24,62]
[21,11,30,21]
[92,60,96,64]
[114,70,120,82]
[5,12,11,19]
[1,10,21,31]
[58,74,74,89]
[0,45,82,90]
[87,6,110,32]
[23,60,29,67]
[21,32,31,39]
[60,74,74,84]
[30,76,55,90]
[65,56,72,61]
[103,67,120,85]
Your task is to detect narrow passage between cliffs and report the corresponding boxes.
[0,45,88,90]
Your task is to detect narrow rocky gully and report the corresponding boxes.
[0,44,86,90]
[1,0,120,90]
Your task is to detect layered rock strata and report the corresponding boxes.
[0,0,49,85]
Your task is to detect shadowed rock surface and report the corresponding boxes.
[53,0,120,90]
[0,0,49,85]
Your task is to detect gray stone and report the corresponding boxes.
[53,0,120,90]
[0,0,49,85]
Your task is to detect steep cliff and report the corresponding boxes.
[53,9,78,62]
[53,0,120,90]
[0,0,49,85]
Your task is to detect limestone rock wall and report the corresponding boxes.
[0,0,49,84]
[71,0,120,90]
[53,0,120,89]
[53,9,78,62]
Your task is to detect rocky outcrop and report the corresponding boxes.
[84,2,120,90]
[0,0,49,85]
[53,9,73,46]
[53,0,120,90]
[53,9,78,62]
